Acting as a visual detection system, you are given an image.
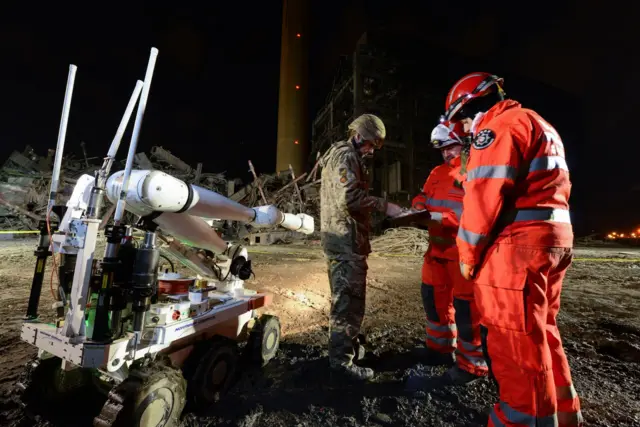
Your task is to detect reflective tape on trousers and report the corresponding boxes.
[513,208,571,224]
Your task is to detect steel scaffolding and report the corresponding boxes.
[311,32,443,203]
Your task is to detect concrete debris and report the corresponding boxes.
[0,145,88,230]
[0,145,321,246]
[228,159,321,244]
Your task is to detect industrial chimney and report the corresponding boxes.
[275,0,310,175]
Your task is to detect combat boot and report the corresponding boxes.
[440,365,483,385]
[330,363,374,382]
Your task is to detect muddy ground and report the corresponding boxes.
[0,239,639,426]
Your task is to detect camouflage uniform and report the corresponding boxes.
[320,139,387,368]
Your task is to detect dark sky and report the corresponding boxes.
[1,2,638,236]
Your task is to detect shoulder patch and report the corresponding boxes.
[338,167,354,185]
[473,129,496,150]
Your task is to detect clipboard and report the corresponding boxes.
[389,209,432,228]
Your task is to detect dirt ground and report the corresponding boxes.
[0,239,639,426]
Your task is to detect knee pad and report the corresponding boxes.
[421,284,439,322]
[453,298,473,342]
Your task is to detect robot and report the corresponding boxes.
[16,48,314,427]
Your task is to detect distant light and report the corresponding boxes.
[620,233,625,238]
[296,33,301,38]
[295,85,300,90]
[294,140,299,145]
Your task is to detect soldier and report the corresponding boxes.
[320,114,403,381]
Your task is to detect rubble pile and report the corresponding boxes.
[0,146,93,230]
[0,145,322,244]
[235,171,320,221]
[371,226,429,256]
[225,159,322,243]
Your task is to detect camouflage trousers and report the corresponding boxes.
[326,255,368,368]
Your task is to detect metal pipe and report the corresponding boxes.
[114,48,159,225]
[48,64,77,216]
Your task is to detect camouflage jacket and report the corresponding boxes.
[320,140,388,257]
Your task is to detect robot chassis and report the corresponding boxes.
[15,48,314,427]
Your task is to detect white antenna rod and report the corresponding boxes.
[107,80,144,161]
[48,64,77,215]
[114,48,158,224]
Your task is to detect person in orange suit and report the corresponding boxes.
[443,72,583,427]
[411,120,489,384]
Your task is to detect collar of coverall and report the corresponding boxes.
[447,155,462,168]
[472,99,521,136]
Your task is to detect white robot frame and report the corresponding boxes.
[17,47,313,426]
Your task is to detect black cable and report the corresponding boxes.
[159,254,175,272]
[222,245,243,281]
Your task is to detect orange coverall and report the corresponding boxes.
[412,155,488,377]
[457,100,582,427]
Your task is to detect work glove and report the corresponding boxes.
[385,202,404,218]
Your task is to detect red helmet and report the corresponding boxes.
[431,119,468,149]
[444,72,504,121]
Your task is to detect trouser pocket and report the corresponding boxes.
[474,245,529,333]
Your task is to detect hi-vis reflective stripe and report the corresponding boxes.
[426,197,462,218]
[491,401,558,427]
[459,340,482,353]
[458,208,571,245]
[427,320,457,333]
[514,208,571,224]
[529,156,569,173]
[458,351,488,368]
[556,384,578,400]
[456,340,488,368]
[466,155,569,182]
[427,335,457,347]
[557,410,583,427]
[467,165,516,181]
[458,227,486,246]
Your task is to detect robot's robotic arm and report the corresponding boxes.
[103,169,314,254]
[56,169,313,280]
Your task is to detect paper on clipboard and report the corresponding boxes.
[389,208,432,227]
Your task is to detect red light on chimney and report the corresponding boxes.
[295,85,300,90]
[296,33,301,38]
[294,140,299,145]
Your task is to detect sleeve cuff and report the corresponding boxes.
[456,243,477,266]
[430,212,442,223]
[459,257,476,267]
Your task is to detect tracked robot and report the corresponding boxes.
[16,47,314,427]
